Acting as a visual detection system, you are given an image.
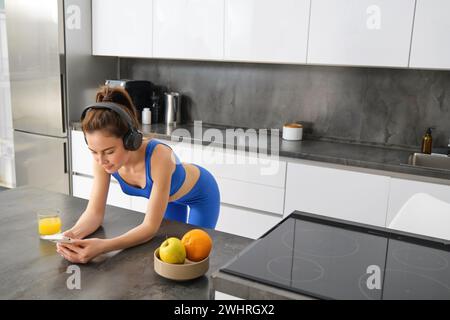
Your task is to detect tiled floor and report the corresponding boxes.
[0,187,10,192]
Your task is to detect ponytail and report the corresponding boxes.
[82,86,141,138]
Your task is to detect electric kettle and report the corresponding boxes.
[164,92,181,125]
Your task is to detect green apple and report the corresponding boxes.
[159,237,186,264]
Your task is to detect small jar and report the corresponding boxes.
[142,108,151,125]
[282,123,303,141]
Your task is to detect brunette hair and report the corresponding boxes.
[81,86,140,138]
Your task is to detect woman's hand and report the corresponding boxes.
[56,238,107,264]
[62,229,79,240]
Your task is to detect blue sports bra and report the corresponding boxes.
[112,139,186,198]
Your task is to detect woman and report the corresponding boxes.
[57,86,220,264]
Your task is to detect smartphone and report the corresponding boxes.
[40,233,73,244]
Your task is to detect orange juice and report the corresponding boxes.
[38,216,62,236]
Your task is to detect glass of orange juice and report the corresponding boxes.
[37,209,62,237]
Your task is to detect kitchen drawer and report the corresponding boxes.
[284,162,390,227]
[216,204,282,239]
[218,176,285,215]
[71,130,93,176]
[72,174,132,210]
[166,140,286,188]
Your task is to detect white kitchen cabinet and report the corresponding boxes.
[72,174,92,200]
[217,176,284,214]
[71,130,93,176]
[308,0,415,67]
[153,0,224,60]
[106,181,132,209]
[386,178,450,227]
[284,162,390,227]
[216,204,281,239]
[168,142,286,187]
[72,174,132,210]
[165,140,286,214]
[409,0,450,69]
[92,0,153,57]
[224,0,310,64]
[130,195,148,213]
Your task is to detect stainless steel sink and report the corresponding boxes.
[407,153,450,171]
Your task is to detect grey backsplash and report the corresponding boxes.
[120,59,450,149]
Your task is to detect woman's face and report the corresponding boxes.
[85,130,129,173]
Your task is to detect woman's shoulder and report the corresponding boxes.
[152,141,174,158]
[148,139,177,167]
[143,138,161,153]
[145,137,168,149]
[146,138,172,152]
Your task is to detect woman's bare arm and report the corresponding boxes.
[68,159,110,239]
[102,145,175,252]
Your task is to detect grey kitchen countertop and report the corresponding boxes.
[72,121,450,181]
[0,187,252,300]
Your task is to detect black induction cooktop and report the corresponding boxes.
[221,211,450,300]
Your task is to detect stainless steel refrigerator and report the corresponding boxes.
[5,0,117,194]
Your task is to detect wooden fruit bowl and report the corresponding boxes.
[154,248,209,281]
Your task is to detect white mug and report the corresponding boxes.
[282,123,303,141]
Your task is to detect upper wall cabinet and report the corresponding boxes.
[307,0,415,67]
[92,0,153,57]
[224,0,311,64]
[409,0,450,70]
[153,0,224,61]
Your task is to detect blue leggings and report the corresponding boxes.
[164,164,220,229]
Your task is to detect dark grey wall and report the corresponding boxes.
[121,58,450,149]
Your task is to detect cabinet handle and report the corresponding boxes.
[60,73,66,133]
[63,142,68,174]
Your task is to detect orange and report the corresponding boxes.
[181,229,213,262]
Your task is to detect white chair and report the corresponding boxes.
[389,193,450,241]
